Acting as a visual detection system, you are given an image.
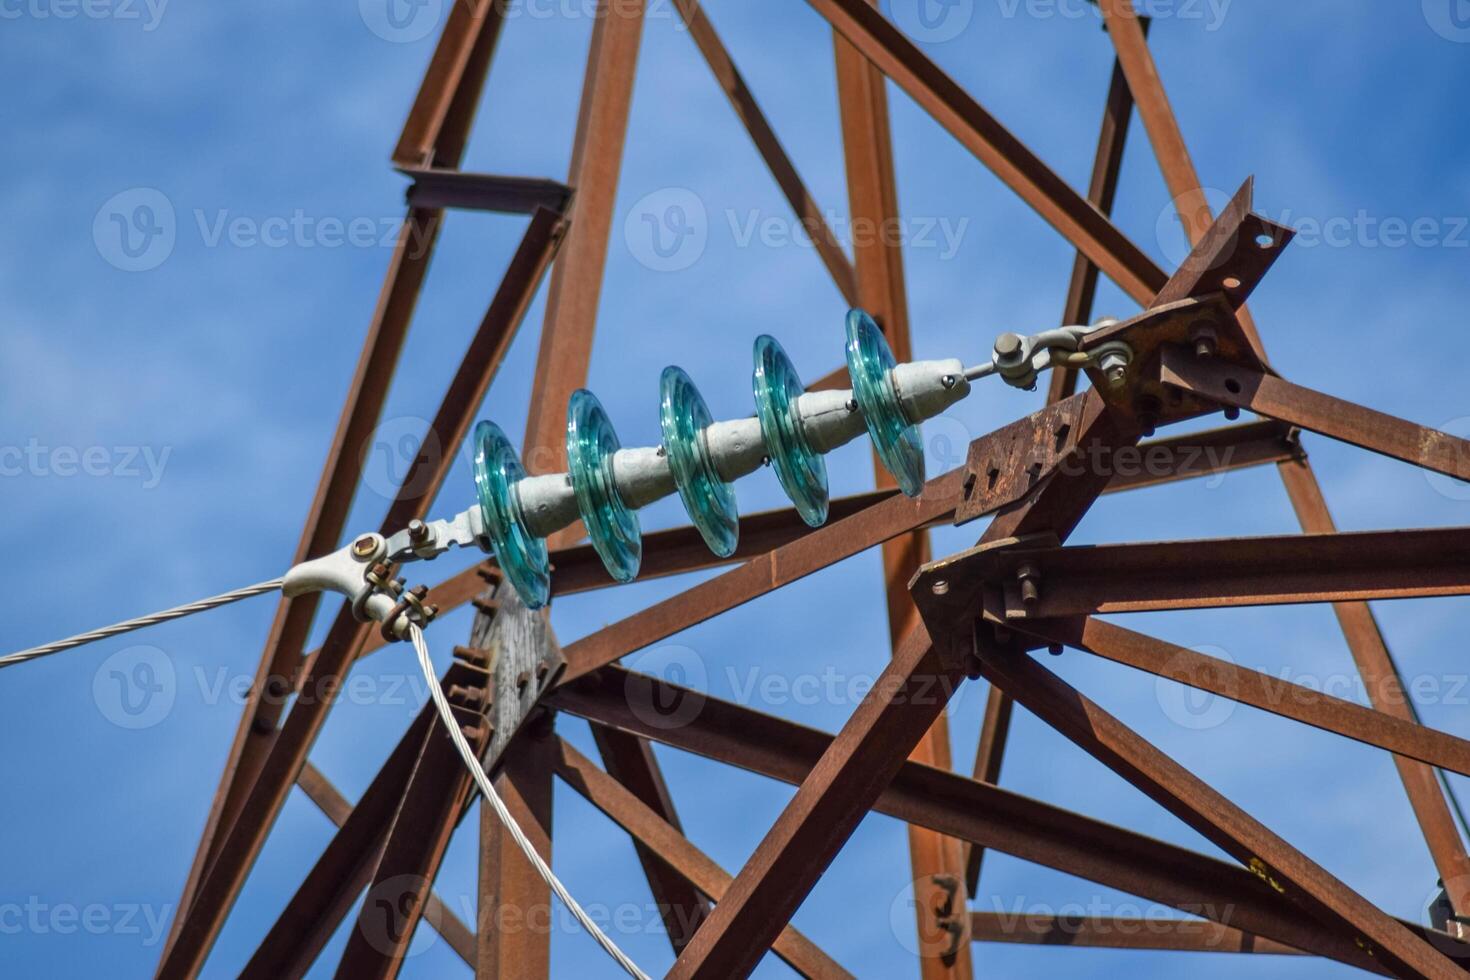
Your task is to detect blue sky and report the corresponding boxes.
[3,1,1470,977]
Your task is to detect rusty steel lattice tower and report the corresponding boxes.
[146,1,1470,977]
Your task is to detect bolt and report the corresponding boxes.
[1048,643,1064,656]
[1016,563,1042,605]
[1098,350,1130,389]
[448,683,487,708]
[940,374,958,389]
[408,519,430,544]
[516,669,531,689]
[993,332,1025,361]
[454,644,490,666]
[1224,405,1241,421]
[1134,394,1161,438]
[352,535,378,559]
[1190,319,1219,359]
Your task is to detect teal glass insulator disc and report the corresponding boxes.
[566,389,642,582]
[471,419,550,609]
[846,308,925,497]
[752,334,828,527]
[659,366,739,558]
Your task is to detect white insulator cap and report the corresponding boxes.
[892,358,969,424]
[516,472,580,539]
[611,445,678,509]
[706,416,767,483]
[796,388,867,454]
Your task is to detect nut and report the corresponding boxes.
[1096,349,1131,389]
[993,332,1025,360]
[1189,319,1219,359]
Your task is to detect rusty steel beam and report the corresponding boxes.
[1046,21,1145,403]
[669,623,967,979]
[553,738,853,978]
[1279,456,1470,917]
[977,35,1144,892]
[963,684,1013,894]
[466,575,562,978]
[547,665,1451,973]
[1094,0,1470,916]
[478,726,557,977]
[296,762,476,967]
[560,465,967,683]
[616,201,1271,976]
[160,212,565,979]
[479,9,649,969]
[1160,349,1470,483]
[336,706,490,977]
[672,0,858,306]
[667,389,1131,976]
[523,0,644,485]
[1094,0,1263,359]
[832,0,969,972]
[590,725,711,954]
[1014,617,1470,778]
[394,0,508,167]
[801,0,1167,305]
[163,204,447,963]
[401,168,573,215]
[171,7,514,942]
[241,701,440,977]
[962,525,1470,619]
[968,912,1304,956]
[378,207,568,538]
[960,640,1459,979]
